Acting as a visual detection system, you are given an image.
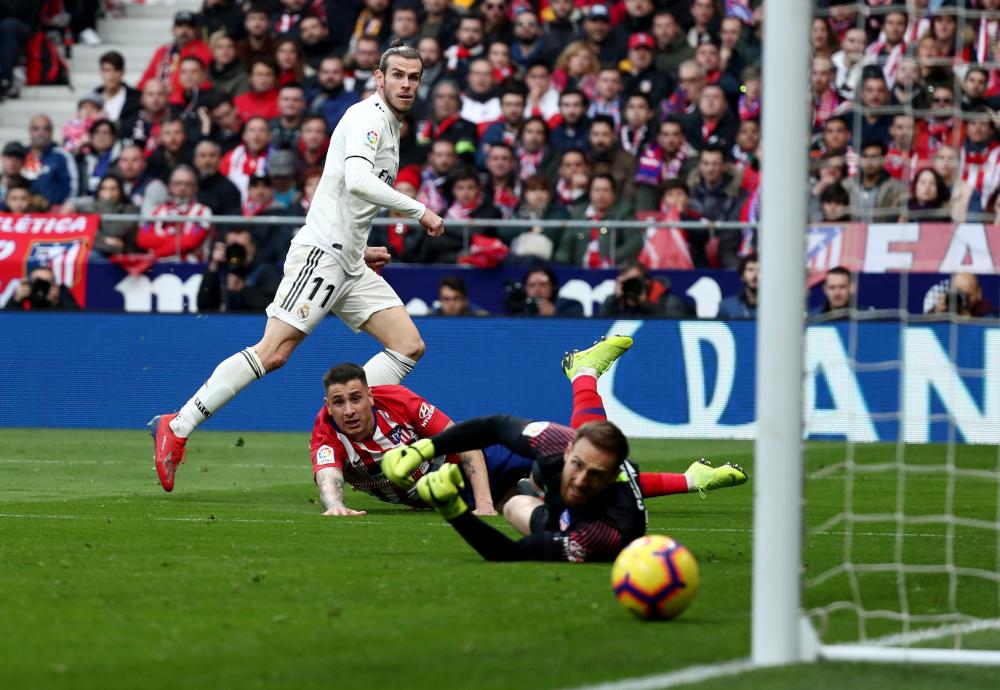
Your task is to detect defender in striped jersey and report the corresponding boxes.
[384,336,748,562]
[310,363,533,516]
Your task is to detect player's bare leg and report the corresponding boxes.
[150,318,306,491]
[503,495,543,536]
[252,317,308,371]
[360,305,426,386]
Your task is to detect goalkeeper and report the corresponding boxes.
[383,336,747,563]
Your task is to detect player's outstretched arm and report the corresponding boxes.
[344,156,426,219]
[417,466,579,562]
[316,467,367,517]
[430,415,539,460]
[383,415,540,490]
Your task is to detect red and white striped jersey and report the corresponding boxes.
[220,144,269,205]
[960,142,1000,200]
[137,200,213,262]
[309,385,454,506]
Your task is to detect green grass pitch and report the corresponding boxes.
[1,429,998,689]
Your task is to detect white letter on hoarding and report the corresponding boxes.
[803,327,878,442]
[680,321,739,428]
[938,224,994,273]
[596,320,755,439]
[686,276,723,318]
[902,328,1000,444]
[864,223,919,272]
[559,278,617,318]
[114,275,153,312]
[150,274,186,313]
[181,274,202,313]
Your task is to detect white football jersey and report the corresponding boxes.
[293,93,424,275]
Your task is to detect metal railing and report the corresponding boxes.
[98,213,760,265]
[101,213,758,230]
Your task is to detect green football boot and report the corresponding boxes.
[685,459,749,498]
[561,335,634,381]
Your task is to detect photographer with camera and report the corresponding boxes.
[932,272,998,318]
[599,259,694,318]
[503,266,584,317]
[197,227,282,313]
[4,266,80,311]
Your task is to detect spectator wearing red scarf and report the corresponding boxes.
[556,173,636,268]
[219,117,272,205]
[682,84,740,152]
[810,56,843,134]
[634,116,698,211]
[414,80,479,164]
[297,116,330,169]
[482,143,520,219]
[138,12,212,98]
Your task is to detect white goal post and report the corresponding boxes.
[753,0,1000,669]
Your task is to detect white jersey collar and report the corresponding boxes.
[372,93,402,131]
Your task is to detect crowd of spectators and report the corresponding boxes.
[2,0,769,275]
[2,1,1000,317]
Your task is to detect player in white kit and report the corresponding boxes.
[149,44,444,492]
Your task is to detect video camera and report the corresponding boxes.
[503,280,539,315]
[29,277,53,309]
[947,288,970,314]
[225,244,249,278]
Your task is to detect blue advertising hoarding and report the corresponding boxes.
[64,262,1000,316]
[1,315,996,444]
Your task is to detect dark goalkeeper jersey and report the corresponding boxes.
[430,415,648,562]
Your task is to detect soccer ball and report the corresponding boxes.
[611,535,700,621]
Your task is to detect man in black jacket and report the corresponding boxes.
[194,140,242,216]
[93,51,142,124]
[197,228,282,313]
[4,265,80,311]
[682,84,739,152]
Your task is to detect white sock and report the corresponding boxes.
[572,366,598,382]
[170,347,265,438]
[363,348,417,386]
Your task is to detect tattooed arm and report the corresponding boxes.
[457,448,497,516]
[316,466,368,516]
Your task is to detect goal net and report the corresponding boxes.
[801,306,1000,663]
[797,2,1000,664]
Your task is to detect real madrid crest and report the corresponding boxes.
[297,303,310,320]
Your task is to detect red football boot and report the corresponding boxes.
[148,414,187,492]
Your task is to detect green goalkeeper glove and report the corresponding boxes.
[382,438,436,488]
[416,464,468,521]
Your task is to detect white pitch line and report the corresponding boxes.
[561,658,753,690]
[0,513,301,524]
[0,513,965,539]
[868,617,1000,648]
[0,512,454,526]
[0,458,303,470]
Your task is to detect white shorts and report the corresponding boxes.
[265,244,403,334]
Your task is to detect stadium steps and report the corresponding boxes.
[0,0,200,150]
